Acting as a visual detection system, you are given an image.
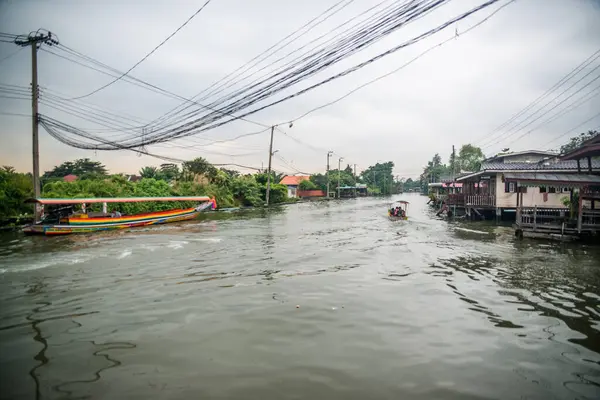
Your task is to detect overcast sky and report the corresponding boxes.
[1,0,599,178]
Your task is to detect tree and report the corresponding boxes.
[220,168,240,178]
[560,130,599,154]
[44,158,107,178]
[139,166,159,179]
[298,179,318,190]
[181,157,217,182]
[309,173,328,192]
[457,144,484,172]
[361,161,394,195]
[160,163,180,182]
[0,167,33,218]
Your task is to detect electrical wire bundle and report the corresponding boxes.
[37,0,502,151]
[473,46,600,154]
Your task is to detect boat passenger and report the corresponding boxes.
[111,209,122,218]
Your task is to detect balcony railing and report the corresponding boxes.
[517,207,600,233]
[445,193,464,206]
[465,195,496,207]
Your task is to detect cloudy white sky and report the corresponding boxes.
[1,0,599,179]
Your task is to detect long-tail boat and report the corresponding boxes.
[388,200,409,220]
[23,196,217,235]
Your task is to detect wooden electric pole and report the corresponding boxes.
[265,126,275,206]
[14,31,59,222]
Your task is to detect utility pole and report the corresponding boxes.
[373,170,376,195]
[266,126,275,206]
[337,157,343,198]
[452,144,457,215]
[14,31,59,222]
[326,151,333,198]
[353,164,357,197]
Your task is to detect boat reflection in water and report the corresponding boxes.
[23,196,217,235]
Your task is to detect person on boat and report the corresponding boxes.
[111,209,122,218]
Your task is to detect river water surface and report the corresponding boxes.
[1,194,600,400]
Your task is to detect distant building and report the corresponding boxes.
[450,150,600,220]
[63,174,78,182]
[279,175,311,198]
[125,174,142,182]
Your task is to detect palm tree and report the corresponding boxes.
[139,166,158,179]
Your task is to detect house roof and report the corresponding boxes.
[279,175,310,186]
[504,173,600,187]
[481,160,600,170]
[456,160,600,182]
[484,150,558,162]
[63,174,78,182]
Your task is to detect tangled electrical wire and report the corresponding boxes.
[40,0,501,152]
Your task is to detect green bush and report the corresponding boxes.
[298,179,317,190]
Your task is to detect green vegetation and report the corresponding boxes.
[43,158,108,179]
[560,130,598,155]
[0,157,293,219]
[0,166,33,218]
[418,144,485,192]
[298,179,318,190]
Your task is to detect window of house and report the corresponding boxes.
[504,182,518,193]
[549,187,556,193]
[539,186,547,193]
[562,187,570,193]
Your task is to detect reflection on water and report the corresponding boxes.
[1,195,599,399]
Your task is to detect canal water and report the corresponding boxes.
[1,194,599,400]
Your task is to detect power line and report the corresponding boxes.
[66,0,214,100]
[544,112,600,150]
[0,47,23,63]
[42,45,270,129]
[38,0,501,152]
[483,73,600,151]
[473,45,600,147]
[280,0,514,125]
[145,0,357,130]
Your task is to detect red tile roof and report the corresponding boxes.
[63,174,78,182]
[279,175,310,186]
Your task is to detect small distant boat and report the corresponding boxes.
[388,200,409,220]
[23,196,217,235]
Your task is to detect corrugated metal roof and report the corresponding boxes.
[480,160,600,171]
[504,173,600,186]
[483,150,557,162]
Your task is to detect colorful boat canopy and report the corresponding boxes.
[25,196,212,205]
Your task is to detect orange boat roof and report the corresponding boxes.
[25,196,211,205]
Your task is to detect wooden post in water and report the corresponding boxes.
[577,189,583,234]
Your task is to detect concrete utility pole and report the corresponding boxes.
[337,157,343,198]
[353,164,357,197]
[14,31,58,222]
[326,151,333,198]
[452,144,457,215]
[266,126,275,206]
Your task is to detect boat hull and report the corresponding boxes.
[23,203,212,236]
[388,212,408,221]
